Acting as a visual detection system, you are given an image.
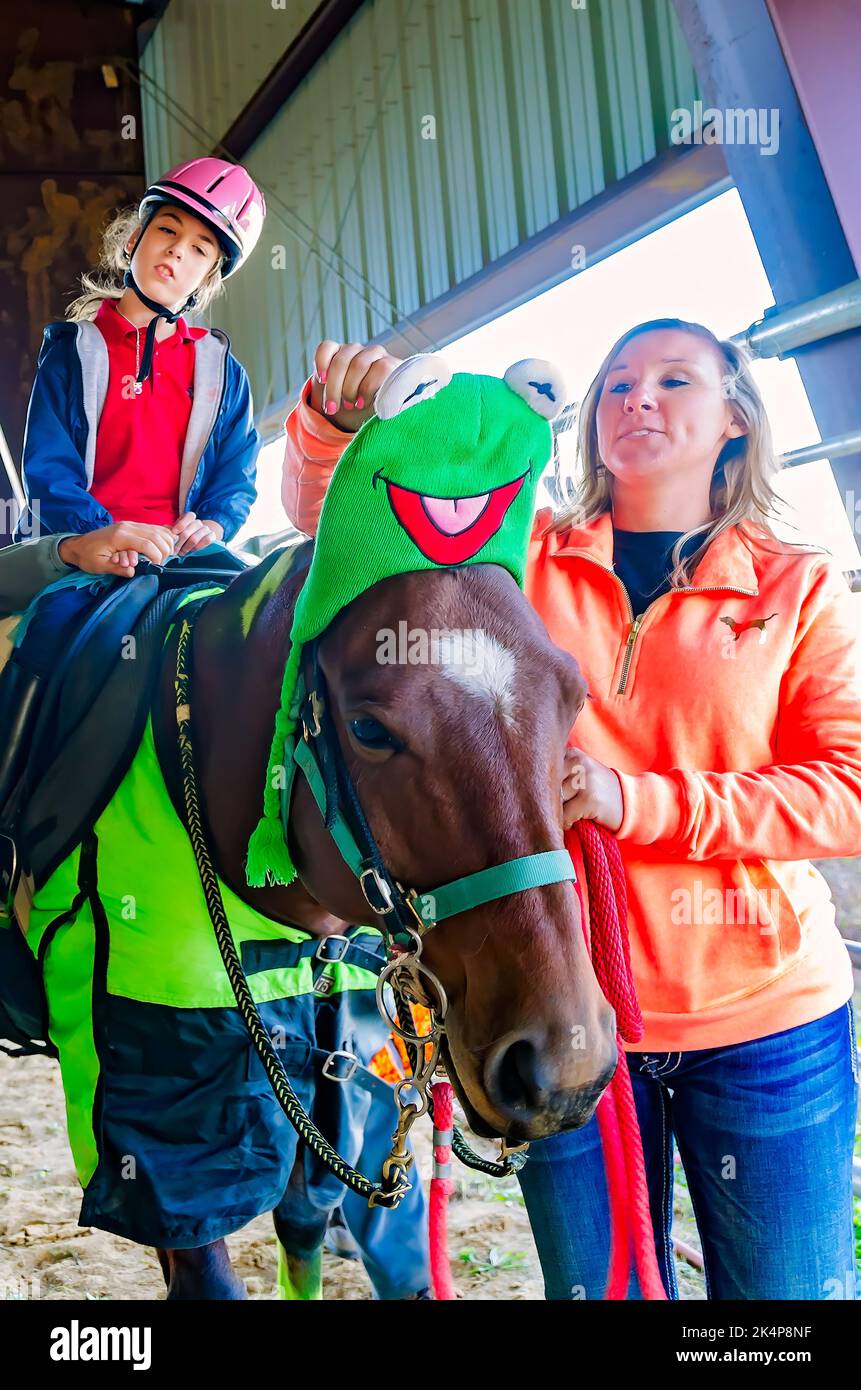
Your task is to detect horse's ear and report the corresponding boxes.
[374,354,453,421]
[503,359,567,421]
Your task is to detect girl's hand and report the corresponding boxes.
[171,512,223,555]
[59,521,176,578]
[561,746,624,833]
[308,340,403,433]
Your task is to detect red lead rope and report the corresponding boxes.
[428,1078,457,1300]
[428,820,666,1301]
[573,820,666,1301]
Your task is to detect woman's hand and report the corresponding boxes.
[171,513,224,556]
[58,521,176,578]
[308,340,403,433]
[561,745,624,833]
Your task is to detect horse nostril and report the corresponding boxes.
[493,1037,545,1113]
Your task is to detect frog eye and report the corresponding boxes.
[503,359,567,421]
[374,354,453,421]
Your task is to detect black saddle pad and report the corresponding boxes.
[16,553,248,891]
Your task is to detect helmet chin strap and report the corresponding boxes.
[122,266,197,387]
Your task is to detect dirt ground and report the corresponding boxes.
[0,1051,707,1301]
[1,857,858,1302]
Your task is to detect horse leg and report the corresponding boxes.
[156,1241,247,1300]
[272,1149,327,1300]
[155,1248,171,1288]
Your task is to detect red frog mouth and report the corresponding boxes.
[385,472,528,564]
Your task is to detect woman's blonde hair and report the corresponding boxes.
[65,204,226,322]
[551,317,817,587]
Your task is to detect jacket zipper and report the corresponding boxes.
[184,336,229,511]
[566,554,757,695]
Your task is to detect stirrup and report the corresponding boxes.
[0,664,43,817]
[0,831,19,919]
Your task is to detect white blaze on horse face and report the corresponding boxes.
[435,629,517,727]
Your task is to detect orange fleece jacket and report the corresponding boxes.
[282,380,860,1051]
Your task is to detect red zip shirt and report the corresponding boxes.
[90,299,207,525]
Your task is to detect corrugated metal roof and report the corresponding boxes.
[141,0,703,435]
[140,0,320,171]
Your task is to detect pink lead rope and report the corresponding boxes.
[428,820,666,1301]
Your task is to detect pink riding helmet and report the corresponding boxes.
[138,157,266,278]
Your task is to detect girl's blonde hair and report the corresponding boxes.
[66,204,226,322]
[551,317,818,588]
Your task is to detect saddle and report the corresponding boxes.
[12,552,249,890]
[0,552,248,1057]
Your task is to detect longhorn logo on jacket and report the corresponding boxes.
[719,612,778,644]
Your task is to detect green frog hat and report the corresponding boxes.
[246,352,567,887]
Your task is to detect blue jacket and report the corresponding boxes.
[18,317,260,542]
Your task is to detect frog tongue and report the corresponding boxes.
[386,471,527,565]
[421,492,490,535]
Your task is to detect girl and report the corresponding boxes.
[279,324,861,1301]
[0,157,265,809]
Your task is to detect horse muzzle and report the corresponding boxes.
[443,1029,619,1143]
[480,1031,619,1140]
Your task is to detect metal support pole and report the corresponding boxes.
[779,431,861,470]
[672,0,861,521]
[0,422,23,550]
[732,281,861,360]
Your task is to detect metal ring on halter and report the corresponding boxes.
[399,955,449,1020]
[393,1038,440,1118]
[394,1076,431,1118]
[375,956,448,1042]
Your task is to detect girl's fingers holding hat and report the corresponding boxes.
[322,343,365,415]
[354,353,404,415]
[313,339,340,387]
[340,345,389,405]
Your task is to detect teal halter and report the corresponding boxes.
[280,657,577,946]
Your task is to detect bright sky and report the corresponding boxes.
[236,188,861,588]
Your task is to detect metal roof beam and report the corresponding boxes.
[219,0,367,160]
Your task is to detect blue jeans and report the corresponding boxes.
[517,1002,859,1300]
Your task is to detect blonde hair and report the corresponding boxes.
[65,204,226,322]
[551,318,821,587]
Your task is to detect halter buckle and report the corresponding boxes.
[315,933,351,963]
[359,866,394,915]
[405,888,434,933]
[301,691,324,741]
[322,1049,359,1083]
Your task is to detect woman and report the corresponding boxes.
[280,322,861,1301]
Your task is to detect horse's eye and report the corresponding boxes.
[348,717,397,750]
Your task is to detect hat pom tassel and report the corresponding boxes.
[246,811,296,888]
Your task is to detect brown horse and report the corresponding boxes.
[147,543,617,1296]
